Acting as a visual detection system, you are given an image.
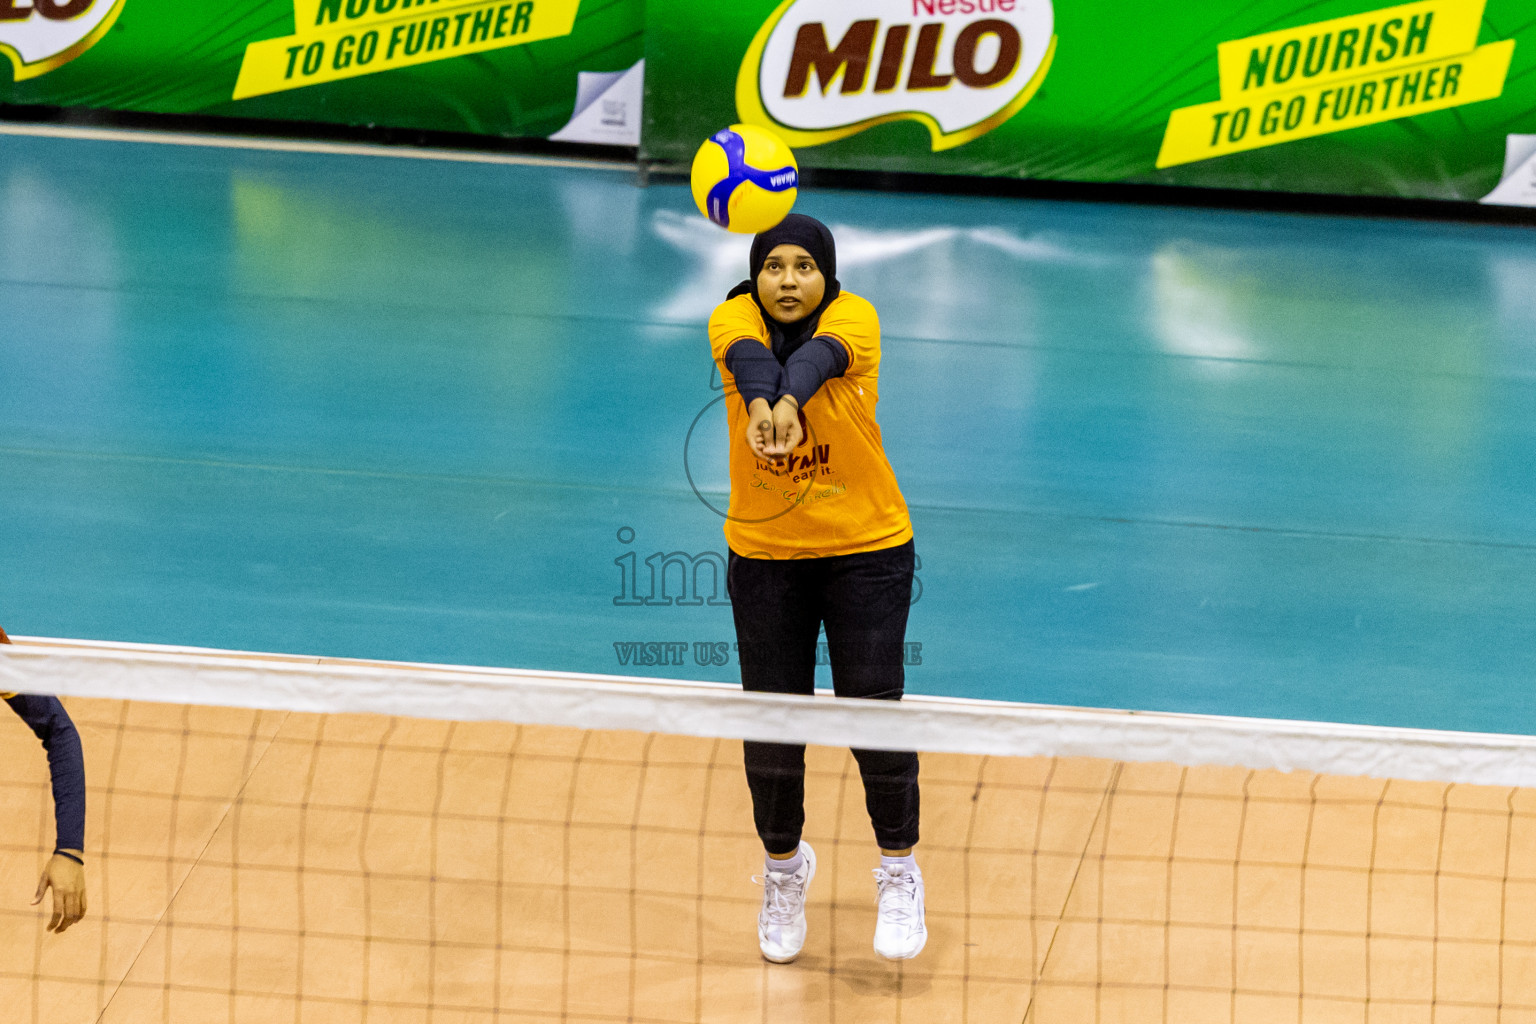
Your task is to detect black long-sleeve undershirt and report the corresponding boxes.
[5,695,85,852]
[724,338,783,410]
[724,335,849,411]
[782,337,849,408]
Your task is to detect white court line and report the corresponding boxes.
[6,635,1536,789]
[0,121,636,171]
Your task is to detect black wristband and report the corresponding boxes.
[54,849,84,865]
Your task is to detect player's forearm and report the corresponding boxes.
[724,339,784,410]
[5,696,86,853]
[780,337,849,408]
[44,714,85,853]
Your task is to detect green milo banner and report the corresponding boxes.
[0,0,644,145]
[642,0,1536,205]
[4,0,1535,201]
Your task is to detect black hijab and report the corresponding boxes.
[726,213,841,362]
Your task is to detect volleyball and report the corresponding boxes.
[690,123,799,234]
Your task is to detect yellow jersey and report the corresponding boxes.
[709,291,912,559]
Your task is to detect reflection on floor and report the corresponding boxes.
[4,698,1534,1022]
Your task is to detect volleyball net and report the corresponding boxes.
[3,637,1535,1023]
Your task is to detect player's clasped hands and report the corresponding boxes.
[745,396,803,466]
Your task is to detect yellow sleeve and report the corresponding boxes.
[815,293,880,378]
[708,296,768,365]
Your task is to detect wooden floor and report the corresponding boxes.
[4,698,1536,1023]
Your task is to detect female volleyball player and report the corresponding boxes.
[0,627,87,932]
[708,214,924,963]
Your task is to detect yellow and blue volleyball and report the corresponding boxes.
[690,124,799,234]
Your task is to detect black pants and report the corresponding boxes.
[728,539,919,855]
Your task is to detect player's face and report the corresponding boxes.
[757,244,825,323]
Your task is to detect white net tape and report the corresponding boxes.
[5,635,1536,787]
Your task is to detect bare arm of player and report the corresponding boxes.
[766,395,803,456]
[746,397,778,463]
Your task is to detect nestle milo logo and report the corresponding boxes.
[738,0,1057,151]
[0,0,125,81]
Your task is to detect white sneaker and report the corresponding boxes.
[754,842,816,963]
[873,862,927,960]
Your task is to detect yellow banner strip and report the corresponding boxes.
[292,0,487,36]
[1158,40,1513,169]
[1216,0,1484,100]
[233,0,578,100]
